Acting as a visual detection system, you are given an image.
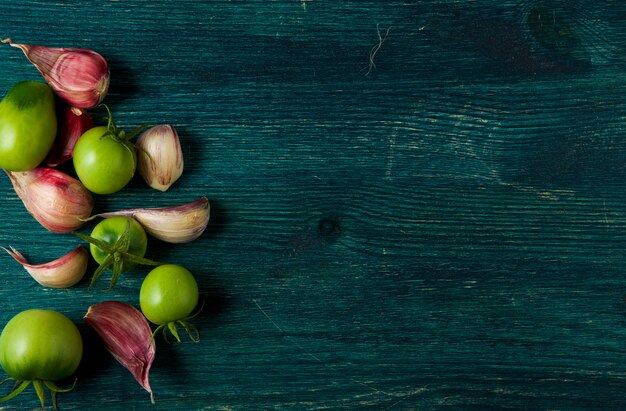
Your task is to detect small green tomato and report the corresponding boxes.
[72,106,146,194]
[75,216,159,290]
[73,125,136,194]
[140,264,200,342]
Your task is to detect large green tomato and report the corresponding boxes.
[0,309,82,408]
[73,125,137,194]
[0,81,57,171]
[0,309,82,381]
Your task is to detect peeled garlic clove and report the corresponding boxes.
[6,167,94,233]
[89,197,209,243]
[84,301,155,403]
[136,125,184,192]
[2,245,88,288]
[46,106,93,167]
[2,38,110,109]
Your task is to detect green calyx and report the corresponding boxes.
[95,104,151,176]
[75,221,160,290]
[153,320,200,344]
[0,377,76,410]
[152,300,204,343]
[99,104,149,145]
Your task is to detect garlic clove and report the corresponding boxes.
[84,301,155,403]
[89,197,210,243]
[46,106,93,167]
[136,125,184,192]
[2,245,88,288]
[5,167,94,233]
[2,38,110,109]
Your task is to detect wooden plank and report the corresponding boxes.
[0,0,625,409]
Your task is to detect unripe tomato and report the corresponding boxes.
[0,309,82,381]
[73,125,137,194]
[140,264,199,325]
[90,216,148,272]
[0,81,57,171]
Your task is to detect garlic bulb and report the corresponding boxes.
[136,125,184,192]
[5,167,94,233]
[2,38,109,109]
[2,245,88,288]
[88,197,209,243]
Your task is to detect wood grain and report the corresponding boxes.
[0,0,626,409]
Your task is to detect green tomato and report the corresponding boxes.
[140,264,200,342]
[0,81,57,171]
[85,216,149,289]
[0,309,82,408]
[140,264,199,324]
[76,214,159,289]
[0,309,82,381]
[73,125,137,194]
[90,216,147,268]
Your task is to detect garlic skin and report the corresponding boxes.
[46,106,93,167]
[136,125,184,192]
[6,167,94,233]
[89,197,209,243]
[2,39,110,109]
[2,245,88,288]
[84,301,155,403]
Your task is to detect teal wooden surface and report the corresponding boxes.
[1,0,626,409]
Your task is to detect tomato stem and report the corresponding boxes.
[180,320,200,343]
[90,253,113,288]
[0,377,74,409]
[98,104,150,145]
[33,380,45,408]
[74,221,160,290]
[152,319,200,344]
[167,322,181,342]
[0,379,30,403]
[125,123,150,141]
[187,298,206,320]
